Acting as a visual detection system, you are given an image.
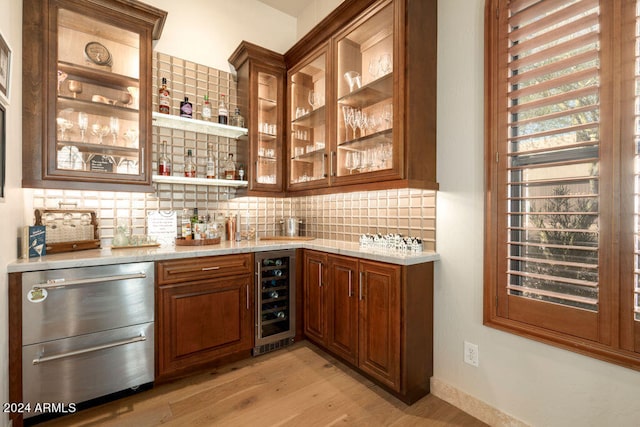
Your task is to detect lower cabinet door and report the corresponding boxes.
[327,255,359,365]
[358,260,401,391]
[303,251,328,345]
[157,275,253,378]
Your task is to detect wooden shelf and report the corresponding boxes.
[152,112,248,139]
[152,175,248,188]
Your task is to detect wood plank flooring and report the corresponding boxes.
[36,342,486,427]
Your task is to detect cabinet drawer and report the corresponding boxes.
[157,254,253,284]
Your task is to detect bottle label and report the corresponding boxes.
[184,169,196,178]
[180,102,193,118]
[159,163,171,176]
[218,108,228,125]
[202,103,211,120]
[159,91,170,114]
[225,170,235,180]
[206,161,215,179]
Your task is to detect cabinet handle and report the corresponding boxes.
[246,284,250,310]
[201,266,221,271]
[348,270,353,297]
[331,151,336,177]
[33,272,146,290]
[324,153,329,178]
[359,271,364,301]
[33,334,146,365]
[319,263,323,287]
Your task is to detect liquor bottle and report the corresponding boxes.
[158,140,171,176]
[224,153,236,180]
[202,94,212,121]
[180,97,193,118]
[181,208,192,239]
[206,142,216,179]
[190,208,200,239]
[158,77,170,114]
[184,149,196,177]
[218,94,229,124]
[238,163,245,181]
[231,108,245,127]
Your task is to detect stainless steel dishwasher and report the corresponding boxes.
[21,262,154,419]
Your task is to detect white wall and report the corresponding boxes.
[435,1,640,426]
[296,0,345,40]
[148,0,296,71]
[0,0,23,426]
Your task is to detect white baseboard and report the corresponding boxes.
[430,377,529,427]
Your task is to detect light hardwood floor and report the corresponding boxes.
[37,342,486,427]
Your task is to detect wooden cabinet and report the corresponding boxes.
[285,0,437,194]
[303,250,433,403]
[303,250,328,344]
[22,0,166,192]
[156,254,254,380]
[229,41,286,195]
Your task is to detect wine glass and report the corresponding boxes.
[345,151,358,174]
[348,109,359,140]
[57,70,68,93]
[344,71,360,93]
[68,80,83,99]
[123,128,139,148]
[56,117,73,141]
[308,90,317,109]
[91,123,110,144]
[77,112,88,142]
[342,106,354,141]
[381,104,393,129]
[379,53,392,75]
[109,117,120,145]
[368,57,379,80]
[353,109,363,139]
[357,111,368,138]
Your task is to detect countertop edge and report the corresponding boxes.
[7,239,440,273]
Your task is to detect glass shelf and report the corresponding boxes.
[152,175,248,187]
[152,112,248,139]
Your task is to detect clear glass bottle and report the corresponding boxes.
[159,77,170,114]
[231,108,245,127]
[238,163,245,181]
[180,97,193,118]
[206,142,216,179]
[202,94,212,121]
[158,140,171,176]
[218,94,229,124]
[184,149,196,177]
[224,153,236,180]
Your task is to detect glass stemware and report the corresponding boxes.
[379,53,392,75]
[342,106,354,141]
[348,109,359,140]
[344,71,361,93]
[91,123,110,144]
[56,117,74,141]
[68,80,83,99]
[123,128,139,148]
[77,112,88,142]
[109,117,119,145]
[368,58,379,80]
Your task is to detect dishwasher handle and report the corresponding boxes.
[33,272,147,290]
[32,333,147,365]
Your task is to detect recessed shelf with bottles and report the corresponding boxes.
[151,175,248,187]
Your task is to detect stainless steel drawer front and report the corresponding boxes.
[22,322,154,419]
[22,262,154,345]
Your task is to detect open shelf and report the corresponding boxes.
[152,112,248,139]
[152,175,248,187]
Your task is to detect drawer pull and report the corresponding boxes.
[32,334,146,365]
[201,266,221,271]
[34,272,147,290]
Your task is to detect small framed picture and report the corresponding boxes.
[0,31,11,105]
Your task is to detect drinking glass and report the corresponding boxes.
[381,104,393,129]
[56,117,73,141]
[342,106,354,141]
[353,109,363,139]
[123,128,139,148]
[109,117,119,145]
[77,112,88,142]
[368,57,379,80]
[349,109,359,140]
[379,53,392,75]
[344,71,361,93]
[91,123,110,144]
[68,80,83,99]
[357,112,368,137]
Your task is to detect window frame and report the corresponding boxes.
[484,0,640,370]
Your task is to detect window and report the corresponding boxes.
[485,0,640,369]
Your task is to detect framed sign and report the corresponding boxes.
[0,31,10,105]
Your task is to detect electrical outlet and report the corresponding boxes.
[464,341,479,367]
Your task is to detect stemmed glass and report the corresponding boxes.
[379,54,392,75]
[68,80,83,99]
[344,71,361,93]
[368,58,379,80]
[357,111,368,138]
[381,104,393,129]
[56,117,73,141]
[349,109,359,140]
[123,128,139,148]
[77,112,88,142]
[109,117,119,145]
[345,151,360,174]
[91,123,110,144]
[342,106,354,141]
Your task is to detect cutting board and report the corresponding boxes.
[260,236,316,241]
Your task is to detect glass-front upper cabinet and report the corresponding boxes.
[229,41,286,194]
[334,1,395,184]
[23,0,166,192]
[288,44,329,189]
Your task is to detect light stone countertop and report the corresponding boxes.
[7,238,440,273]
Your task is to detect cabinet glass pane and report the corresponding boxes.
[55,8,141,175]
[290,53,327,184]
[336,3,393,177]
[257,72,279,185]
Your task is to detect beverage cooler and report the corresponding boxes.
[253,250,296,356]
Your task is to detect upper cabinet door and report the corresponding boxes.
[287,43,330,191]
[333,0,397,185]
[23,0,166,192]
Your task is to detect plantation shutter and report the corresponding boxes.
[498,0,602,340]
